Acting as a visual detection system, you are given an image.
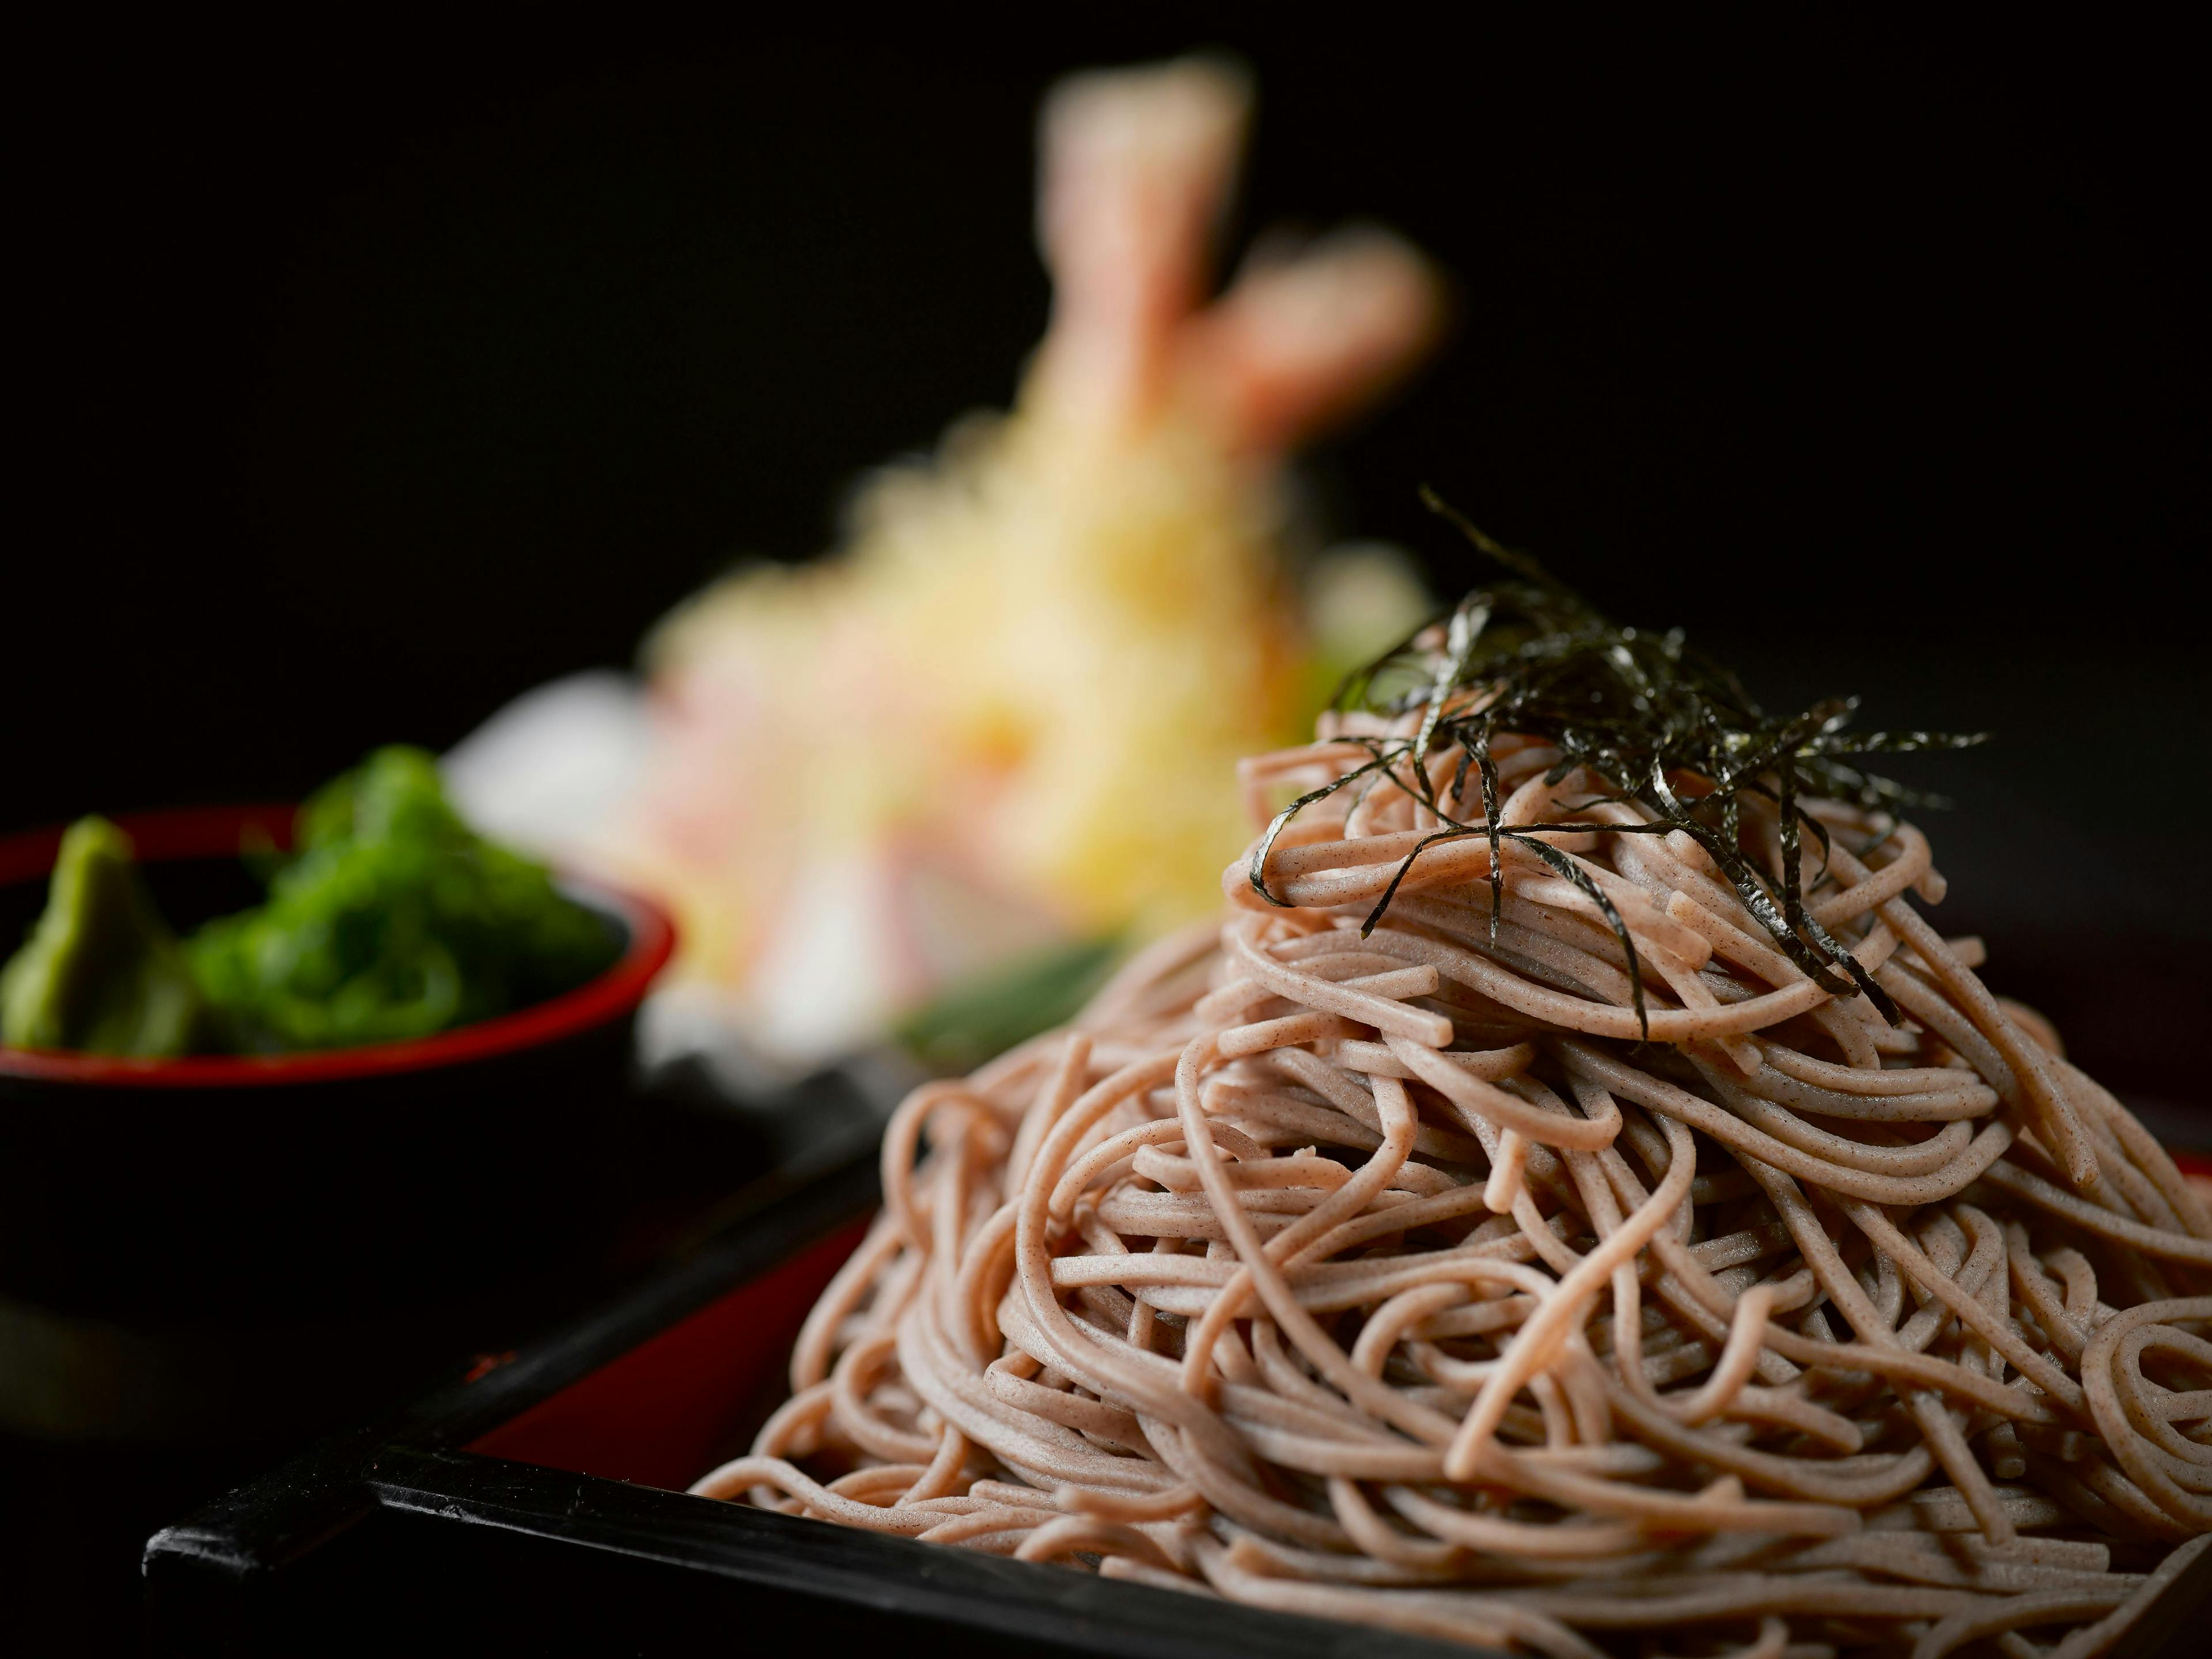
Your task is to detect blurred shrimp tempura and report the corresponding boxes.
[452,58,1444,1068]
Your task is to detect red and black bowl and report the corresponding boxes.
[0,804,676,1337]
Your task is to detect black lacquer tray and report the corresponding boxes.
[141,1155,1476,1657]
[143,1149,2212,1659]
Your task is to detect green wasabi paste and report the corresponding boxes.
[0,817,210,1057]
[0,747,620,1057]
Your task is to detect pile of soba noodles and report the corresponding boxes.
[693,570,2212,1658]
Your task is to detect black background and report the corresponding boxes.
[2,18,2206,1648]
[15,20,2202,1097]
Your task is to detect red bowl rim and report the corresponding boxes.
[0,802,675,1088]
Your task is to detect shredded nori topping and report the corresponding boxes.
[1249,495,1987,1037]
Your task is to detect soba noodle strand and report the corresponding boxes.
[694,723,2210,1656]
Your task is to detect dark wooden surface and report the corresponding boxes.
[1,1085,779,1656]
